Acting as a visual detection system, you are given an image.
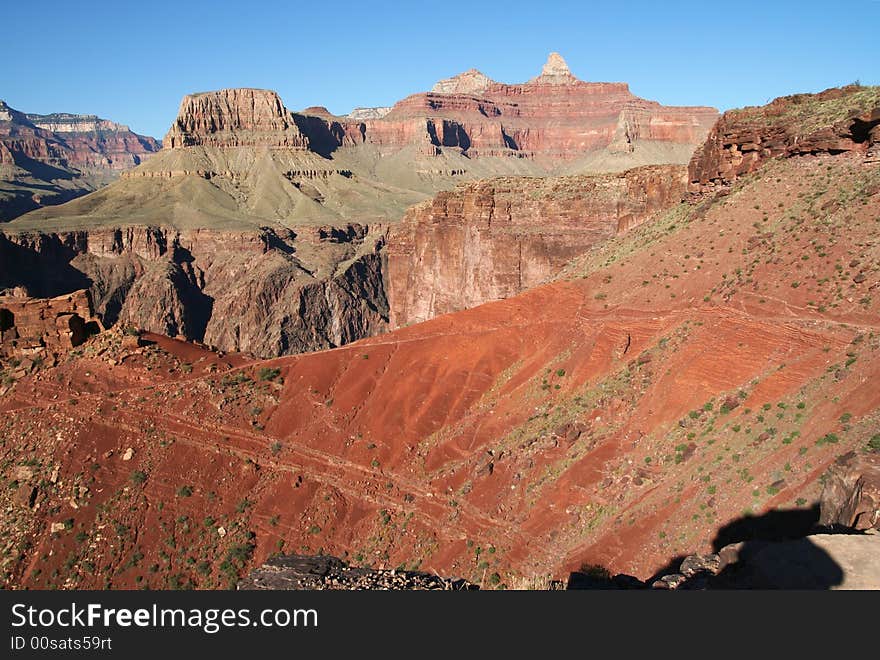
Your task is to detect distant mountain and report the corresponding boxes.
[0,101,160,221]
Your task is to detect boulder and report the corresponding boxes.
[819,451,880,530]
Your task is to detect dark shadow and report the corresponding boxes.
[566,567,646,590]
[685,506,844,589]
[644,554,688,585]
[171,245,213,342]
[0,307,13,332]
[712,504,821,550]
[708,537,844,589]
[260,227,297,255]
[567,505,848,590]
[11,151,78,182]
[501,127,519,150]
[850,117,880,144]
[290,114,342,158]
[0,233,92,297]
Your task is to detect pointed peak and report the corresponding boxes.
[431,69,494,95]
[530,52,579,84]
[542,52,571,77]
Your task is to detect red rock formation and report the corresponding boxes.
[819,451,880,531]
[26,112,160,170]
[1,100,161,220]
[362,53,718,160]
[158,54,717,164]
[0,102,73,167]
[164,88,309,149]
[386,165,686,327]
[688,85,880,193]
[0,288,102,361]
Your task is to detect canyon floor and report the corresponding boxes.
[2,148,878,589]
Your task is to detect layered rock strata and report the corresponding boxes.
[0,226,387,357]
[386,164,687,327]
[688,84,880,193]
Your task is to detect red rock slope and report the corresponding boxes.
[2,109,879,588]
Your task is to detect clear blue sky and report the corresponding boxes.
[3,0,878,139]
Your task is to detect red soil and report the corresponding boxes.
[2,152,878,589]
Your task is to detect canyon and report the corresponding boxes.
[0,100,160,221]
[1,84,879,590]
[1,54,718,356]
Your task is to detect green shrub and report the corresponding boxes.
[259,367,281,381]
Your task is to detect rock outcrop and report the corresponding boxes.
[819,451,880,531]
[0,288,102,363]
[345,107,392,120]
[431,69,495,95]
[688,84,880,193]
[385,164,686,327]
[164,89,310,149]
[529,52,579,85]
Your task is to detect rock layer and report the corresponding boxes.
[386,165,686,327]
[0,288,101,362]
[688,85,880,193]
[0,226,387,357]
[1,100,160,221]
[819,451,880,530]
[158,54,716,165]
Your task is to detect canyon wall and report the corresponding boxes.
[0,226,387,357]
[386,164,687,327]
[1,100,161,220]
[312,53,717,162]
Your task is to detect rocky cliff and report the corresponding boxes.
[372,53,717,162]
[688,84,880,193]
[26,111,161,170]
[386,164,686,327]
[0,288,102,364]
[165,89,310,149]
[0,100,160,221]
[0,225,387,357]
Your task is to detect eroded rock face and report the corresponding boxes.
[157,54,717,164]
[688,85,880,193]
[25,112,160,171]
[165,89,310,149]
[0,226,387,357]
[378,55,717,160]
[0,100,161,220]
[385,164,686,327]
[819,451,880,531]
[0,288,102,362]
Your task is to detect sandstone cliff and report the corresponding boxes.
[375,53,718,162]
[165,89,310,149]
[688,84,880,193]
[386,165,686,327]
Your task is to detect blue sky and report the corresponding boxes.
[3,0,878,139]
